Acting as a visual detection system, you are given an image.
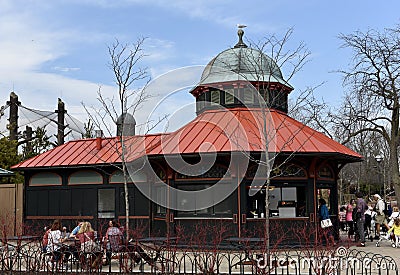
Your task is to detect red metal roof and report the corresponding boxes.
[12,107,361,169]
[146,108,362,159]
[12,134,161,169]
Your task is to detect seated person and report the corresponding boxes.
[61,226,69,239]
[76,222,102,268]
[42,226,51,253]
[69,221,84,239]
[102,220,159,267]
[102,220,123,265]
[76,222,99,252]
[46,219,67,262]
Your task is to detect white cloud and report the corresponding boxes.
[0,1,234,139]
[0,1,110,122]
[53,67,81,72]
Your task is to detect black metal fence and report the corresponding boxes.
[0,239,398,275]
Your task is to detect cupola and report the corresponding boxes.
[191,28,293,114]
[116,112,136,136]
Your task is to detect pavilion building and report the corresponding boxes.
[12,29,362,244]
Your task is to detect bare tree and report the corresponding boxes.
[333,27,400,203]
[246,29,312,253]
[83,37,150,237]
[208,27,313,253]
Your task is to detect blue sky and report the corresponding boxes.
[1,0,400,138]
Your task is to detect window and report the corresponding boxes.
[69,170,102,185]
[176,164,230,180]
[153,165,167,182]
[246,163,306,179]
[271,164,307,178]
[210,90,220,105]
[109,170,147,184]
[154,183,167,216]
[30,172,62,186]
[259,88,269,103]
[225,89,234,104]
[98,189,115,218]
[176,183,232,217]
[318,165,334,179]
[243,90,254,104]
[197,93,206,111]
[318,188,332,212]
[248,186,307,218]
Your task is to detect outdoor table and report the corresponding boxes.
[3,235,41,254]
[225,237,265,247]
[56,237,80,260]
[138,236,178,254]
[138,237,178,268]
[138,237,178,247]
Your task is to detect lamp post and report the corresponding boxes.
[375,155,384,197]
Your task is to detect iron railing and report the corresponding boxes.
[0,240,397,274]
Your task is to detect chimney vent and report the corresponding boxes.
[95,130,103,150]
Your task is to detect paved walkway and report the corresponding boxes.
[338,231,400,269]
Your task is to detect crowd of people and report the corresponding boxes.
[42,219,157,269]
[338,192,400,247]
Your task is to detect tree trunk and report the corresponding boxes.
[120,137,130,240]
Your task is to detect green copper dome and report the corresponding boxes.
[199,30,292,89]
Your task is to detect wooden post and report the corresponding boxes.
[55,98,66,145]
[24,126,33,156]
[7,92,20,141]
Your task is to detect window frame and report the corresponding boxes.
[68,170,103,185]
[29,172,62,186]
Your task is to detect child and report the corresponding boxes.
[339,206,347,231]
[42,226,51,253]
[387,218,400,248]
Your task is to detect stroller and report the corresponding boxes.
[375,232,396,247]
[364,211,374,242]
[376,217,399,247]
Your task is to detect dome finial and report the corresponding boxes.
[234,24,248,48]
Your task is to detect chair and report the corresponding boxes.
[76,237,102,272]
[104,234,126,272]
[78,251,103,272]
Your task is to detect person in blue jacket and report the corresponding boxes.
[319,198,336,246]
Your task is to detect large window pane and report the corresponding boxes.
[176,183,232,217]
[98,189,115,219]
